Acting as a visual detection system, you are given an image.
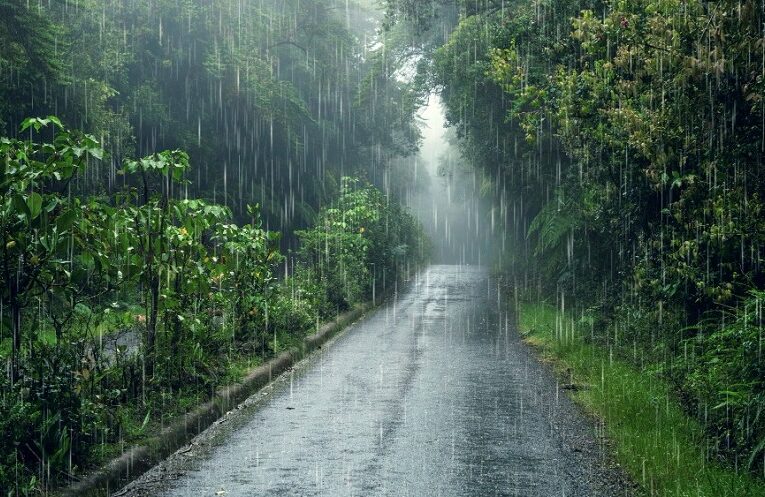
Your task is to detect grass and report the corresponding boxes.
[518,301,765,497]
[0,305,144,357]
[221,352,264,384]
[88,348,265,466]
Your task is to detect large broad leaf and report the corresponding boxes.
[88,146,104,160]
[45,197,59,212]
[171,164,185,182]
[12,194,31,220]
[46,115,63,129]
[56,209,77,232]
[27,192,43,219]
[20,117,47,132]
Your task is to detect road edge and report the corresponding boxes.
[59,301,375,497]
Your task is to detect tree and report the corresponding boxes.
[0,3,64,132]
[0,117,103,383]
[121,150,189,379]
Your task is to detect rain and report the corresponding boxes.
[0,1,764,496]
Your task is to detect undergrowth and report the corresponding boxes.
[518,301,765,497]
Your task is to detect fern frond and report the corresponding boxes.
[527,199,578,257]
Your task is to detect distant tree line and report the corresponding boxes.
[0,0,422,232]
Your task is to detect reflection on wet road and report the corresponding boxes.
[144,265,619,497]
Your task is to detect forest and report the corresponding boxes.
[0,0,429,493]
[3,0,765,495]
[387,0,765,487]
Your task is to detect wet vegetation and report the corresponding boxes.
[0,0,428,493]
[0,0,421,228]
[4,0,765,494]
[0,117,426,493]
[384,0,765,491]
[520,301,765,496]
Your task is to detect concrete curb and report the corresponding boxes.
[59,302,373,497]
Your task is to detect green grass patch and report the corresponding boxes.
[518,301,765,497]
[221,352,264,384]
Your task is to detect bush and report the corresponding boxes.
[683,291,765,472]
[296,177,428,313]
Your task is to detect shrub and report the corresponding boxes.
[683,291,765,472]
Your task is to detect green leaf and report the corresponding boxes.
[89,146,104,160]
[747,435,765,470]
[46,116,63,129]
[140,410,152,433]
[45,198,59,212]
[74,303,93,316]
[122,160,138,174]
[27,192,42,219]
[56,209,77,232]
[12,194,31,220]
[77,253,94,270]
[20,118,42,132]
[172,165,185,182]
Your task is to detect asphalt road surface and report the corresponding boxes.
[119,265,631,497]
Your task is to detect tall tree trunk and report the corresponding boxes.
[146,273,159,379]
[2,231,20,385]
[10,292,21,385]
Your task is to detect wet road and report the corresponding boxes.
[121,265,629,497]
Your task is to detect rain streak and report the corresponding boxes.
[0,1,764,497]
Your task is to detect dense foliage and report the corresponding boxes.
[0,119,427,494]
[0,0,421,232]
[386,0,765,478]
[297,177,429,314]
[0,0,433,492]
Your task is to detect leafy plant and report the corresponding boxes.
[0,116,104,383]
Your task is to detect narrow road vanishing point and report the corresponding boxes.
[119,265,631,497]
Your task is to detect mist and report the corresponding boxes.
[3,1,765,496]
[404,95,494,265]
